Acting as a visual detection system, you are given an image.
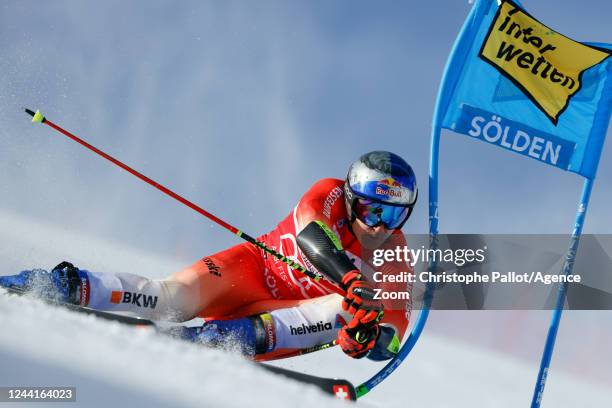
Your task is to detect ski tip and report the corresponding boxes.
[24,108,45,123]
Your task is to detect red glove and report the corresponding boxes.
[337,314,381,359]
[341,270,383,315]
[338,270,384,358]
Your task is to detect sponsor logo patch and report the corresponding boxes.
[322,186,343,219]
[78,275,90,306]
[479,0,610,124]
[110,291,158,309]
[289,321,333,336]
[375,178,403,199]
[260,313,276,352]
[202,257,221,277]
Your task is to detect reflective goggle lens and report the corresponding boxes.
[353,198,410,229]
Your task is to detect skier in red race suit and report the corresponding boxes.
[0,151,418,362]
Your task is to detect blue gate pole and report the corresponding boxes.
[530,177,594,407]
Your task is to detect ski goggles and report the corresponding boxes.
[352,198,412,230]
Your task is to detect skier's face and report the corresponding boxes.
[351,217,394,249]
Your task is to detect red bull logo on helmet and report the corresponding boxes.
[375,178,403,199]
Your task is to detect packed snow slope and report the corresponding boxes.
[1,210,610,407]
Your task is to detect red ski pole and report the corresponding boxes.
[24,108,343,296]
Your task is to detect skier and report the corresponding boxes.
[0,151,417,362]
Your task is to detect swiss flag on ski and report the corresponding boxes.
[333,385,350,400]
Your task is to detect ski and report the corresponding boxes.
[2,287,355,400]
[2,286,156,327]
[260,364,356,401]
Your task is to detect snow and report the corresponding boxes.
[0,293,341,408]
[1,210,610,407]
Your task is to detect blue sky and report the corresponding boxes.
[0,0,610,267]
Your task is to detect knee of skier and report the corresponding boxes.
[157,278,202,322]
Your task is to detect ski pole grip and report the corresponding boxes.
[296,221,357,288]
